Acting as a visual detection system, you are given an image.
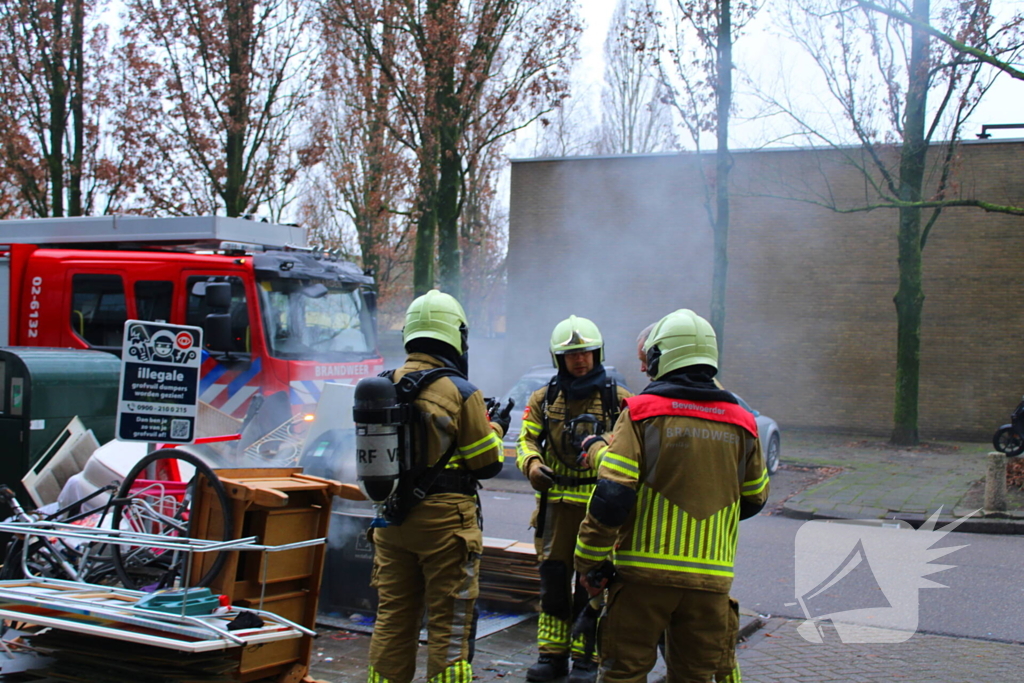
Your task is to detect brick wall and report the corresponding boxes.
[506,141,1024,440]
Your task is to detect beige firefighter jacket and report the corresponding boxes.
[574,395,769,593]
[516,377,632,505]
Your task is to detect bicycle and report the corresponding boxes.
[0,448,234,592]
[992,395,1024,457]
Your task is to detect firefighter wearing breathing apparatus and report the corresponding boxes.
[574,309,768,683]
[357,290,511,683]
[516,315,632,683]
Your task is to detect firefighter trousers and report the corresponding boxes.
[367,495,483,683]
[598,582,740,683]
[533,500,589,658]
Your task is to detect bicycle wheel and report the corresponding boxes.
[993,426,1024,457]
[0,535,84,581]
[111,449,233,591]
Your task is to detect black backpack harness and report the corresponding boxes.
[537,375,620,488]
[378,366,480,525]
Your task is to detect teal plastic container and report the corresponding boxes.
[133,588,222,616]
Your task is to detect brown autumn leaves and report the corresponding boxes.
[0,0,582,324]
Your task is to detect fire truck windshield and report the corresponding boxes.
[258,278,375,361]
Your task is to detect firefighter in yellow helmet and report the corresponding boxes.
[366,290,512,683]
[576,309,769,683]
[516,315,632,683]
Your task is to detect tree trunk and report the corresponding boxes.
[68,0,84,216]
[413,159,438,295]
[891,0,930,446]
[47,0,67,217]
[433,0,461,300]
[709,0,732,361]
[436,120,461,299]
[224,0,253,217]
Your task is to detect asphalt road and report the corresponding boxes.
[732,514,1024,643]
[479,476,536,542]
[479,468,1024,644]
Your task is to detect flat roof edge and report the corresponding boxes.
[510,137,1024,164]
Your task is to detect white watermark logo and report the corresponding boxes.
[792,508,977,643]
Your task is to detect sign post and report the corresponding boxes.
[116,321,203,444]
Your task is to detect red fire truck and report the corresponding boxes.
[0,216,383,422]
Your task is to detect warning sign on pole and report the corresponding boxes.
[116,320,203,444]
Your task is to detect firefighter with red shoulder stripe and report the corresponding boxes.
[575,309,769,683]
[517,316,632,683]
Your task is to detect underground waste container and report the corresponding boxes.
[0,347,120,502]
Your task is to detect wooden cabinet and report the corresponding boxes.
[190,468,340,683]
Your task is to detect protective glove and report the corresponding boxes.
[527,460,556,492]
[580,559,617,598]
[490,398,515,436]
[576,434,607,469]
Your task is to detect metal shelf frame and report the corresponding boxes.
[0,519,326,652]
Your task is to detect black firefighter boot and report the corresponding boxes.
[526,654,569,682]
[567,658,598,683]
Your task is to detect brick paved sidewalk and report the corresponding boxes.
[307,612,763,683]
[778,433,1024,533]
[307,614,1024,683]
[737,618,1024,682]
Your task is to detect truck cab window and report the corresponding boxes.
[186,276,250,354]
[71,274,127,348]
[135,281,173,322]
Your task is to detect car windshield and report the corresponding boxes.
[258,276,376,361]
[732,393,754,413]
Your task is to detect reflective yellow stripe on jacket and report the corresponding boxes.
[742,469,769,496]
[599,451,640,480]
[516,419,543,470]
[458,432,504,462]
[615,490,740,579]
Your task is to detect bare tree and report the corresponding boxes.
[299,16,417,317]
[459,119,509,336]
[766,0,1023,444]
[0,0,139,216]
[657,0,762,361]
[324,0,581,298]
[532,85,601,157]
[599,0,676,154]
[854,0,1024,81]
[122,0,316,217]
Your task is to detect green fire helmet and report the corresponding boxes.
[549,315,604,366]
[403,290,469,354]
[643,309,718,379]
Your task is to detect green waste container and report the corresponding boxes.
[0,347,120,503]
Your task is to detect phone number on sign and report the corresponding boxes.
[126,403,189,415]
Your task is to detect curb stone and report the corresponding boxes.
[780,502,1024,534]
[738,612,764,642]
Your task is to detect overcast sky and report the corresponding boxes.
[511,0,1024,157]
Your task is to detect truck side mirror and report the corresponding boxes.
[205,313,233,352]
[363,290,377,313]
[206,282,232,311]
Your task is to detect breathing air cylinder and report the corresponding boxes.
[353,376,404,502]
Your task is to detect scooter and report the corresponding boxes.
[992,396,1024,457]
